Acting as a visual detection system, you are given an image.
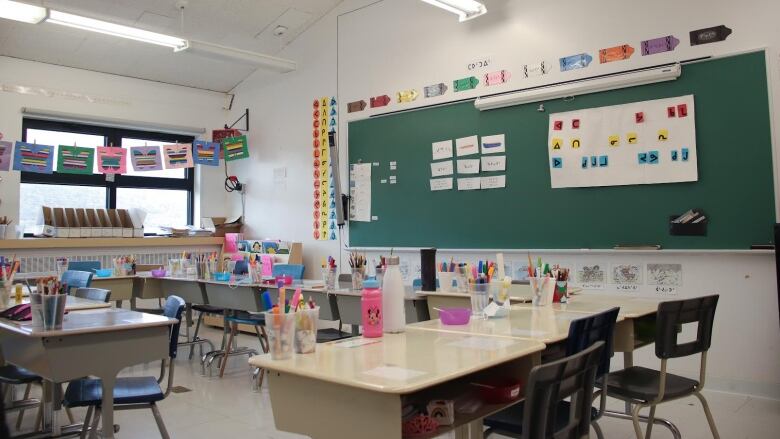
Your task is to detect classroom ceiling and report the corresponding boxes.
[0,0,343,92]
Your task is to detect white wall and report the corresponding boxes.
[227,0,780,398]
[0,56,231,223]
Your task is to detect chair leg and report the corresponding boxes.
[483,427,495,438]
[189,311,205,360]
[88,409,101,439]
[219,323,236,378]
[34,402,43,431]
[694,392,720,439]
[592,420,605,439]
[256,325,269,353]
[79,406,93,439]
[631,403,646,439]
[644,405,657,439]
[150,403,171,439]
[14,382,32,430]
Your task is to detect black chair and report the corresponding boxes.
[63,296,186,439]
[484,308,619,438]
[72,287,111,303]
[0,365,43,432]
[605,295,720,439]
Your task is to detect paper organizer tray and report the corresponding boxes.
[34,206,143,238]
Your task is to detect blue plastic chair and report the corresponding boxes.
[61,270,94,294]
[67,261,101,272]
[272,264,305,280]
[483,307,619,439]
[63,296,185,438]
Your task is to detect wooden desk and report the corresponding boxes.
[0,309,176,438]
[249,329,545,439]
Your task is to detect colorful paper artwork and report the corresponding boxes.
[193,140,220,166]
[163,143,194,169]
[599,44,635,63]
[13,142,54,174]
[560,53,593,71]
[453,76,479,92]
[641,35,680,55]
[424,83,448,98]
[396,89,419,103]
[690,25,732,46]
[484,70,510,86]
[57,145,94,175]
[96,146,127,174]
[129,146,163,171]
[0,141,13,171]
[222,136,249,161]
[370,95,391,108]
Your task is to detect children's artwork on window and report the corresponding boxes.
[57,145,94,175]
[13,142,54,174]
[0,141,13,171]
[129,146,163,171]
[222,136,249,161]
[163,143,194,169]
[96,146,127,174]
[193,140,220,166]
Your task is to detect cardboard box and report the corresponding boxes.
[52,208,69,238]
[64,208,79,238]
[107,209,123,237]
[76,208,92,237]
[34,206,56,237]
[85,209,102,237]
[117,209,134,237]
[128,208,146,237]
[97,209,113,237]
[206,216,242,237]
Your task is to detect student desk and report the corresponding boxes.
[90,275,137,307]
[421,286,584,319]
[249,329,545,439]
[0,295,112,312]
[0,309,176,438]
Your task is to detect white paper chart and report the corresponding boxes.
[548,95,698,188]
[349,163,372,222]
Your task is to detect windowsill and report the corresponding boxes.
[0,236,224,249]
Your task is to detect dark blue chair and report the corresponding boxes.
[73,288,111,303]
[271,264,305,280]
[63,296,185,439]
[61,270,94,294]
[484,307,620,439]
[67,261,101,273]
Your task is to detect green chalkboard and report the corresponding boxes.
[348,52,775,249]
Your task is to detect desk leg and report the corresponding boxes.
[100,376,116,438]
[454,420,483,438]
[42,380,61,436]
[623,351,634,414]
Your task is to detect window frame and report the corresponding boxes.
[20,118,195,227]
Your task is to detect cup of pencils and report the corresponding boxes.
[31,277,67,330]
[294,306,319,354]
[349,252,366,290]
[529,276,556,306]
[264,311,296,360]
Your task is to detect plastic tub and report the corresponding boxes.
[150,268,167,278]
[94,268,113,278]
[439,307,471,325]
[214,272,231,282]
[473,378,523,404]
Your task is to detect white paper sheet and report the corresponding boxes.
[335,338,382,348]
[363,365,427,381]
[430,177,453,191]
[455,135,479,157]
[481,155,506,172]
[446,336,516,351]
[431,160,453,177]
[456,159,480,174]
[481,175,505,189]
[349,163,372,222]
[481,134,506,154]
[432,140,453,160]
[457,177,481,191]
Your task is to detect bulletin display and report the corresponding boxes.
[347,51,776,249]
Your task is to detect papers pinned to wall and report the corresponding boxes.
[432,140,453,160]
[193,140,220,166]
[96,146,126,174]
[481,175,505,189]
[349,163,372,222]
[130,146,163,171]
[57,145,94,175]
[481,155,506,172]
[456,159,480,174]
[0,141,12,171]
[13,142,54,174]
[163,143,194,169]
[430,177,453,191]
[457,177,480,191]
[481,134,505,154]
[455,135,479,157]
[431,160,453,177]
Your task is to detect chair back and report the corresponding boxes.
[61,270,94,292]
[522,341,605,439]
[162,295,186,359]
[656,295,719,359]
[72,288,111,303]
[272,264,305,280]
[67,261,100,272]
[566,307,619,377]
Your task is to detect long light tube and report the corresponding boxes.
[420,0,487,22]
[0,0,47,24]
[175,40,296,72]
[46,10,187,49]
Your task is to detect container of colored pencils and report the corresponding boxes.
[31,276,67,330]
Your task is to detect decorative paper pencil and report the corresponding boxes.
[57,145,94,175]
[163,143,194,169]
[193,140,220,166]
[222,135,249,161]
[0,141,12,171]
[96,146,127,174]
[130,146,163,171]
[13,142,54,174]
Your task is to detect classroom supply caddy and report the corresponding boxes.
[263,287,320,359]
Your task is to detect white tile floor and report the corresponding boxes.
[7,324,780,438]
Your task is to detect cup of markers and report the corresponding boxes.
[294,306,319,354]
[263,311,295,360]
[529,276,555,306]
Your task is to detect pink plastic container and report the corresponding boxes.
[361,279,383,338]
[275,275,293,286]
[439,307,471,325]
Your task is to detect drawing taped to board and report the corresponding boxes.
[611,263,643,292]
[647,263,682,294]
[511,261,530,282]
[548,95,698,188]
[575,263,606,289]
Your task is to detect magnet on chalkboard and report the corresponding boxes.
[553,120,563,130]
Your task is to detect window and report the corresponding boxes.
[20,119,194,234]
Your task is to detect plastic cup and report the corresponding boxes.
[467,282,490,319]
[263,312,296,360]
[322,267,336,293]
[374,266,386,286]
[455,273,468,293]
[351,269,364,290]
[31,293,66,330]
[529,277,556,306]
[30,293,44,329]
[438,272,457,293]
[294,307,319,354]
[55,257,68,280]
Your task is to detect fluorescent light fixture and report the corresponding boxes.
[46,10,186,49]
[421,0,487,21]
[0,0,47,24]
[175,40,296,73]
[475,64,682,111]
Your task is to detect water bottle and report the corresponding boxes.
[382,256,406,333]
[361,279,383,338]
